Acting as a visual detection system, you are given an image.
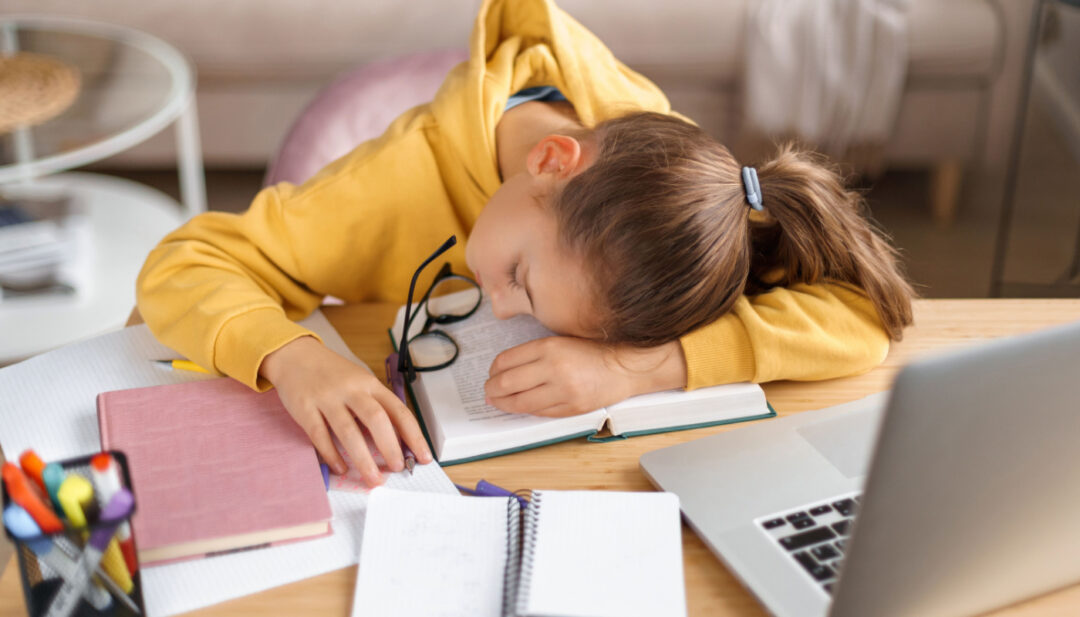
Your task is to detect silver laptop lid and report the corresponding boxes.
[832,319,1080,617]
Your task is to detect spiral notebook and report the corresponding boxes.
[352,487,686,617]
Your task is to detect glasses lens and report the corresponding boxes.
[407,331,458,369]
[426,276,481,318]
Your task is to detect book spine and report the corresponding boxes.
[501,495,523,617]
[513,490,543,616]
[96,392,111,449]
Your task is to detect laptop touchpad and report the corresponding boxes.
[796,405,884,479]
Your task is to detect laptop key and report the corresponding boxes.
[762,518,786,530]
[786,511,810,524]
[823,583,835,594]
[832,499,857,517]
[831,520,851,535]
[811,544,839,561]
[809,505,833,516]
[794,551,835,581]
[792,517,816,529]
[835,539,848,551]
[779,526,836,551]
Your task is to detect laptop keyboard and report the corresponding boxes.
[755,492,861,595]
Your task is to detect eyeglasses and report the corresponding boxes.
[395,235,482,384]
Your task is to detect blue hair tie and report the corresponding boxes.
[741,166,763,211]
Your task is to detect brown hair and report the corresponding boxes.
[553,112,914,345]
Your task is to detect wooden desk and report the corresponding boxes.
[4,299,1080,616]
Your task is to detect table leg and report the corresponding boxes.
[175,94,207,218]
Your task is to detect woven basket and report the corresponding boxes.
[0,52,81,134]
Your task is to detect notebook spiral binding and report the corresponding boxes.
[511,490,542,616]
[501,493,524,617]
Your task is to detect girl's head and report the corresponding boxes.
[466,112,914,344]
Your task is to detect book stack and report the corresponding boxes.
[0,195,90,303]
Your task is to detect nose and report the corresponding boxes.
[489,289,520,320]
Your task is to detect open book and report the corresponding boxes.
[353,487,686,617]
[390,294,774,465]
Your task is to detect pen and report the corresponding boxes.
[90,453,139,574]
[153,359,210,374]
[42,462,67,514]
[18,449,48,494]
[385,353,417,475]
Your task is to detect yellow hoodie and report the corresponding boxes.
[136,0,890,392]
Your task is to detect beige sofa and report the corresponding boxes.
[3,0,1039,221]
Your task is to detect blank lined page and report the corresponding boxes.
[352,488,511,617]
[518,491,686,617]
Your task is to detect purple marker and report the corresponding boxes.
[475,480,529,508]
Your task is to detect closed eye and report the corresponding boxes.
[506,262,521,289]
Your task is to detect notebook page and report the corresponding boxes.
[0,311,458,617]
[352,488,512,617]
[518,491,686,617]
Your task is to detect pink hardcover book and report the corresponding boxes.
[97,378,332,566]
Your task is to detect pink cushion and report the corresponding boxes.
[264,49,469,187]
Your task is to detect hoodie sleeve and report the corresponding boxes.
[679,282,892,388]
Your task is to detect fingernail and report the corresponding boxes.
[334,464,346,475]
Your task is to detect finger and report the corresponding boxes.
[305,414,347,475]
[324,405,383,485]
[489,383,561,415]
[489,338,547,378]
[373,388,433,464]
[485,360,547,400]
[349,394,405,472]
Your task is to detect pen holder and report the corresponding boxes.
[2,451,146,617]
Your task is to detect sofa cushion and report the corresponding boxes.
[6,0,1000,84]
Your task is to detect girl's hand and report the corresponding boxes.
[259,336,432,486]
[484,336,687,416]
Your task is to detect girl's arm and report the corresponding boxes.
[680,281,891,388]
[485,281,887,416]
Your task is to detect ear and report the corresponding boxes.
[526,135,584,180]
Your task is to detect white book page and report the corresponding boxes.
[518,490,687,617]
[352,488,511,617]
[394,298,607,461]
[605,382,768,436]
[0,311,458,617]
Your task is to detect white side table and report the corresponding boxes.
[0,15,207,363]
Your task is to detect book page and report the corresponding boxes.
[352,488,513,617]
[518,490,687,617]
[605,381,768,436]
[394,298,607,460]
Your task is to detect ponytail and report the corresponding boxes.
[751,144,915,339]
[551,112,914,346]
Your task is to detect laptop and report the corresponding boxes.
[640,320,1080,617]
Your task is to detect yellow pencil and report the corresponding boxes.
[153,359,211,374]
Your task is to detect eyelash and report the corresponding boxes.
[506,262,521,289]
